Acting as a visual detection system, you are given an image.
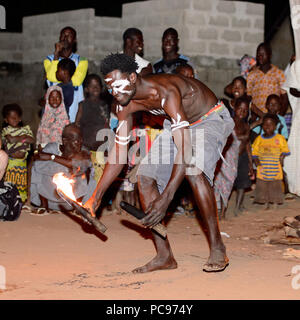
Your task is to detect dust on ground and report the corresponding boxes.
[1,189,300,300]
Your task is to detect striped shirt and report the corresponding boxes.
[252,133,290,181]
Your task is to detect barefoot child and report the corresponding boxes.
[252,113,290,209]
[1,104,35,203]
[233,97,255,216]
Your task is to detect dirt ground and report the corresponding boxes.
[1,189,300,300]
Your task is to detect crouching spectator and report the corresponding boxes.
[30,123,96,215]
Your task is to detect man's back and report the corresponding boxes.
[129,73,217,123]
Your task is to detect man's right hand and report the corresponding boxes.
[54,42,64,58]
[84,196,100,218]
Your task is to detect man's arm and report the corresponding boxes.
[84,112,133,216]
[71,58,88,87]
[44,58,59,83]
[75,102,83,126]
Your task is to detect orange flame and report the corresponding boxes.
[53,172,82,204]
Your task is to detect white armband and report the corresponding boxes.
[171,114,189,131]
[115,134,131,145]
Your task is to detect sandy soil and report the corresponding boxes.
[1,189,300,300]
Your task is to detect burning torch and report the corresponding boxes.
[53,172,107,235]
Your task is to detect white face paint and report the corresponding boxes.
[110,79,133,95]
[161,98,166,108]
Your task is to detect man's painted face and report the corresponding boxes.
[104,70,136,106]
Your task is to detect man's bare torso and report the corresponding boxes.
[117,73,218,124]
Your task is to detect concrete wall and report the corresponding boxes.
[0,0,267,130]
[0,1,265,64]
[22,8,96,64]
[270,15,294,70]
[0,32,23,63]
[123,0,264,59]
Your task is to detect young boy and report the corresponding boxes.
[56,58,77,121]
[252,113,290,209]
[252,94,289,140]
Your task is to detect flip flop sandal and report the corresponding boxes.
[203,257,229,272]
[29,207,49,216]
[285,194,295,201]
[22,205,32,211]
[49,209,60,214]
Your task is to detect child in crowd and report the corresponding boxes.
[75,74,110,183]
[222,76,263,120]
[56,58,77,121]
[36,85,70,148]
[175,64,195,78]
[252,113,290,209]
[1,104,35,203]
[232,97,255,215]
[252,94,289,140]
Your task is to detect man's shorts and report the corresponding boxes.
[137,103,234,194]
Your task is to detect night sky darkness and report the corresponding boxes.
[1,0,290,42]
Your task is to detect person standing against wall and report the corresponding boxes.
[43,26,88,122]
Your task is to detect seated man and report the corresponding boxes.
[85,53,234,273]
[30,124,96,214]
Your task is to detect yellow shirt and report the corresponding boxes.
[43,56,88,87]
[252,133,290,181]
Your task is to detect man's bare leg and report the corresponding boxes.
[186,173,229,272]
[132,175,177,273]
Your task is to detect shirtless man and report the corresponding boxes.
[84,53,234,272]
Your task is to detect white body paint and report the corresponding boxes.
[149,109,166,116]
[110,79,133,95]
[115,120,131,145]
[171,113,189,131]
[116,105,123,113]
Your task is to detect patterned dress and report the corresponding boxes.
[214,131,240,209]
[2,125,34,202]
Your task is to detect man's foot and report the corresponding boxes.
[203,249,229,272]
[132,255,178,273]
[29,207,49,216]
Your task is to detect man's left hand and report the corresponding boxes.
[140,195,169,228]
